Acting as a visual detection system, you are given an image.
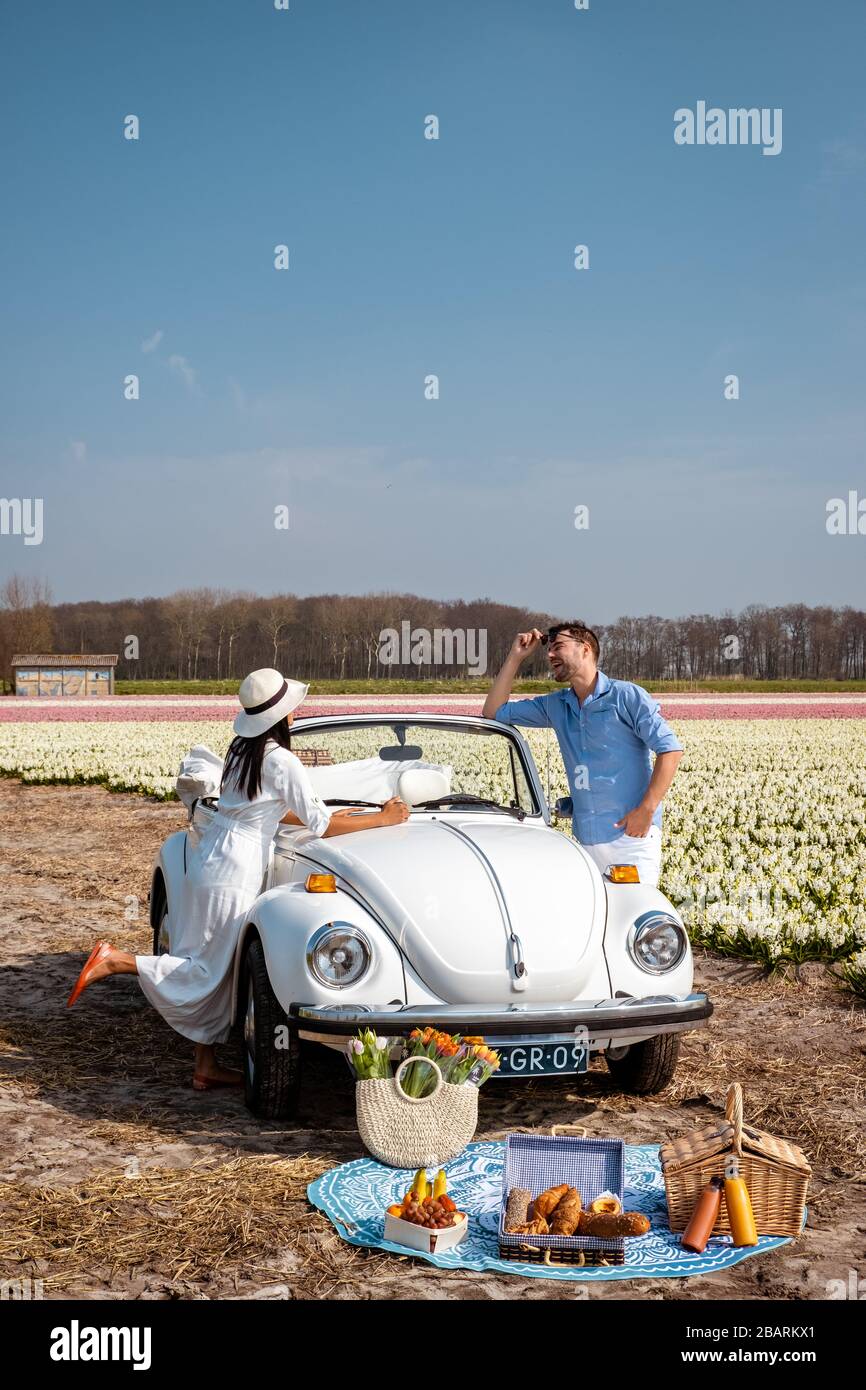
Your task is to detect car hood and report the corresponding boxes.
[305,815,607,1003]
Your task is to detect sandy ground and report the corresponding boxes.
[0,777,863,1302]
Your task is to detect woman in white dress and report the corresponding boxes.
[67,669,409,1089]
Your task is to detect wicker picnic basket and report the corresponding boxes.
[660,1083,810,1239]
[355,1057,478,1168]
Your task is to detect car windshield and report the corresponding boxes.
[289,720,539,815]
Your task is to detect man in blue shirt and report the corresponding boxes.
[482,622,683,887]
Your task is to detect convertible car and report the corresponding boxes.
[151,714,711,1117]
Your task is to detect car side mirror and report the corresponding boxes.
[552,795,573,821]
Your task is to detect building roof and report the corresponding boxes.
[12,654,119,668]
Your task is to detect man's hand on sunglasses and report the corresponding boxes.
[508,629,545,664]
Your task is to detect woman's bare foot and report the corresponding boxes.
[193,1044,243,1087]
[87,948,138,984]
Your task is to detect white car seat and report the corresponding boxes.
[305,756,451,805]
[397,767,451,807]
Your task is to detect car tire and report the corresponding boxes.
[241,936,301,1119]
[604,1033,680,1094]
[151,887,169,956]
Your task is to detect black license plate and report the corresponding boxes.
[496,1041,589,1077]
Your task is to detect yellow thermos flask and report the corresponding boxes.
[724,1156,758,1246]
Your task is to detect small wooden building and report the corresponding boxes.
[11,654,119,697]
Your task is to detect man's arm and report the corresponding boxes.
[482,629,544,719]
[615,750,682,836]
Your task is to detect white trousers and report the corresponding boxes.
[580,824,662,888]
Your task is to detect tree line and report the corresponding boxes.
[2,576,866,683]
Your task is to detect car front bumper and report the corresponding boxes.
[290,992,711,1050]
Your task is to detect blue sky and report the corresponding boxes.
[1,0,864,621]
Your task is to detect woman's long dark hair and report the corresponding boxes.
[221,716,292,801]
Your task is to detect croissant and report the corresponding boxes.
[532,1184,570,1220]
[549,1187,583,1235]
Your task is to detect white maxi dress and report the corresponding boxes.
[136,742,332,1044]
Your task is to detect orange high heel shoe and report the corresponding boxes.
[67,941,113,1007]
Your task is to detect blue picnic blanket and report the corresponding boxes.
[308,1141,794,1282]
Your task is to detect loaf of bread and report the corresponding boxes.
[504,1188,532,1232]
[577,1209,650,1238]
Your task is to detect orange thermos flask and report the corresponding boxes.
[724,1156,758,1246]
[681,1175,724,1253]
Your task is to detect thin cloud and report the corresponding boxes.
[70,440,86,462]
[141,329,164,353]
[168,354,199,394]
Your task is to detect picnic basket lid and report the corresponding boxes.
[659,1084,811,1178]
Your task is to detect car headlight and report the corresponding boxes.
[307,924,371,988]
[628,912,687,974]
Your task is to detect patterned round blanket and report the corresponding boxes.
[308,1141,793,1281]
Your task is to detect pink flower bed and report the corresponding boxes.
[2,695,866,722]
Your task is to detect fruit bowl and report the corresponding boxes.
[384,1208,468,1254]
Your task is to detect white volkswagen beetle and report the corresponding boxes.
[151,715,711,1117]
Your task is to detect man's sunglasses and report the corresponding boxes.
[540,627,596,646]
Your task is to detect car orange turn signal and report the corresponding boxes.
[305,872,337,893]
[606,864,640,883]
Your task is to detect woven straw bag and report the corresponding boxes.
[661,1082,810,1238]
[356,1057,478,1168]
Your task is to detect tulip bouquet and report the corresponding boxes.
[399,1027,501,1097]
[346,1028,393,1080]
[346,1027,501,1096]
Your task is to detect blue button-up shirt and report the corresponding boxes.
[494,670,682,845]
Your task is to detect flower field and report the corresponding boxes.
[3,694,866,721]
[1,717,864,987]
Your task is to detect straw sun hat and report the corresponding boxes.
[233,668,309,738]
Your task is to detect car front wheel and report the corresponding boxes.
[604,1033,680,1094]
[241,936,302,1119]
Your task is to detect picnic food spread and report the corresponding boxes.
[349,1048,806,1270]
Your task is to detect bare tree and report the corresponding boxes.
[258,596,297,670]
[0,574,53,686]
